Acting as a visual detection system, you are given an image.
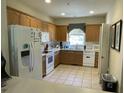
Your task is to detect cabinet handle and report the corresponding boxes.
[101,56,104,59]
[86,56,90,58]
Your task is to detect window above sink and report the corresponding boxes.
[68,28,86,46]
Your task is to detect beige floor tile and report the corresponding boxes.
[56,79,65,84]
[92,84,101,90]
[69,72,77,75]
[68,74,76,78]
[48,78,57,82]
[92,77,99,81]
[82,80,92,88]
[82,84,92,88]
[59,76,67,80]
[63,71,70,73]
[60,74,68,77]
[72,81,82,87]
[43,77,50,80]
[83,79,92,84]
[77,72,83,75]
[92,79,99,84]
[75,74,83,78]
[74,77,83,82]
[77,70,83,72]
[50,75,59,79]
[85,73,90,76]
[83,76,92,80]
[66,77,75,81]
[61,73,69,76]
[43,64,101,90]
[64,80,73,85]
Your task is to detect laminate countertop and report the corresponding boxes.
[2,77,112,93]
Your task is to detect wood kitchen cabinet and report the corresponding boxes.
[7,7,44,31]
[56,25,67,41]
[54,51,60,67]
[7,7,20,25]
[20,14,42,30]
[86,24,101,42]
[42,22,48,32]
[30,17,39,28]
[35,19,42,30]
[94,52,99,68]
[60,50,83,66]
[7,7,58,41]
[48,23,56,41]
[20,14,31,27]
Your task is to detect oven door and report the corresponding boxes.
[46,52,54,74]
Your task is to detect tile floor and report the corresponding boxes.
[43,64,101,90]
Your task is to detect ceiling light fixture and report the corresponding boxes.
[61,13,66,16]
[89,11,94,14]
[45,0,51,3]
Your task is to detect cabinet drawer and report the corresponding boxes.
[83,63,94,66]
[84,55,94,59]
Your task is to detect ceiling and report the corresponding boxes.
[19,0,115,18]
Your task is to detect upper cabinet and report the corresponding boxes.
[48,23,56,41]
[7,7,20,25]
[7,7,101,42]
[20,14,31,27]
[56,25,68,41]
[30,17,42,29]
[86,24,101,42]
[42,22,48,32]
[7,7,48,32]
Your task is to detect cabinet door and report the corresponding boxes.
[48,23,56,41]
[56,25,67,41]
[52,25,56,41]
[42,22,48,32]
[36,20,42,30]
[60,51,83,66]
[7,8,20,25]
[54,51,60,67]
[86,24,101,42]
[30,17,40,28]
[20,14,31,26]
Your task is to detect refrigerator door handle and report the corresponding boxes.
[29,43,32,72]
[31,42,34,72]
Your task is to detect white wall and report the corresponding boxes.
[1,0,10,74]
[106,0,123,93]
[54,16,106,25]
[7,0,54,23]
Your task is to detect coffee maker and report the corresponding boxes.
[60,42,63,49]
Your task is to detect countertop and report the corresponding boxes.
[41,48,100,56]
[2,77,112,93]
[54,48,100,52]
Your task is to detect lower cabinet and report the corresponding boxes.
[60,50,83,66]
[54,50,98,68]
[54,51,60,67]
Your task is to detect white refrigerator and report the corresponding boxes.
[9,25,42,80]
